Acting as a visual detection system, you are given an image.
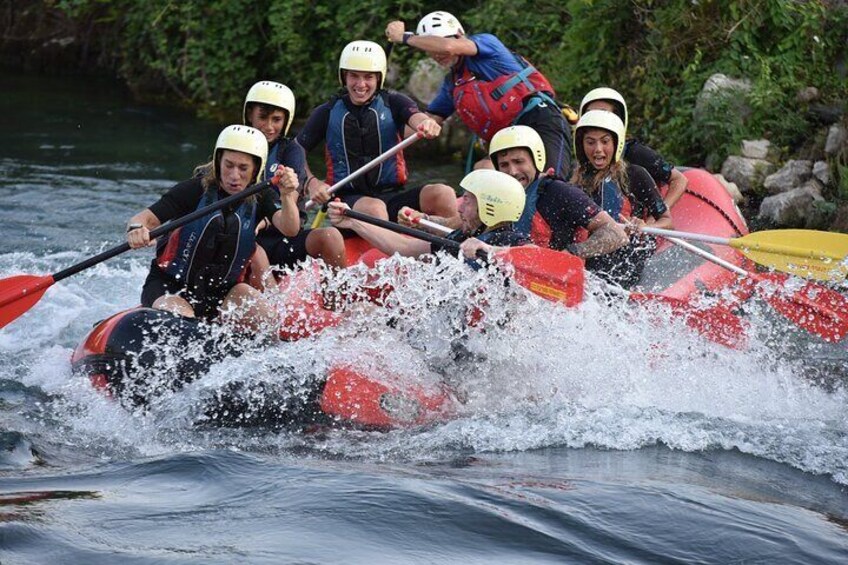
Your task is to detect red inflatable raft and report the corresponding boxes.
[71,169,777,428]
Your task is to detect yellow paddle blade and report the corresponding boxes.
[731,229,848,282]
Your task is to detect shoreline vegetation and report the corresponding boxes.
[3,0,847,229]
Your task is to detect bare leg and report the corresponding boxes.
[220,283,278,339]
[152,294,195,317]
[246,245,274,292]
[306,227,347,268]
[473,156,495,170]
[419,183,461,229]
[352,196,389,220]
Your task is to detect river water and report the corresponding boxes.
[1,72,847,563]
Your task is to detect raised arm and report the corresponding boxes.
[385,20,477,57]
[663,168,688,209]
[270,166,302,237]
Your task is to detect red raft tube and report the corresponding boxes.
[71,305,458,430]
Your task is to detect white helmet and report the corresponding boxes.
[460,169,526,227]
[214,125,268,184]
[338,40,387,88]
[416,11,465,37]
[579,87,628,131]
[488,125,546,172]
[573,110,626,168]
[243,81,296,136]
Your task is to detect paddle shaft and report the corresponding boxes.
[664,236,748,276]
[51,178,275,284]
[304,132,423,211]
[417,216,453,235]
[342,209,488,261]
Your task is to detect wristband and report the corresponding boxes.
[126,223,143,233]
[402,32,414,45]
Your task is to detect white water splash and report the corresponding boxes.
[3,250,848,484]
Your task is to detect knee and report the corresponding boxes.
[308,227,347,267]
[309,227,344,250]
[353,198,388,219]
[421,183,456,203]
[473,157,494,170]
[420,184,458,214]
[152,295,194,318]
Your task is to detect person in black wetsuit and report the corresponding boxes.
[242,81,347,270]
[579,87,688,210]
[326,169,528,262]
[297,40,458,227]
[570,110,674,288]
[126,125,300,336]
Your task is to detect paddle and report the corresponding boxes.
[417,215,750,347]
[640,226,848,283]
[660,234,848,343]
[1,132,433,330]
[341,208,585,306]
[308,131,424,229]
[0,177,289,330]
[425,213,845,344]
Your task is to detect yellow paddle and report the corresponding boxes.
[640,226,848,282]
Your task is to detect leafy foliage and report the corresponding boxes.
[43,0,848,172]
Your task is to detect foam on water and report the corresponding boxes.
[5,248,845,485]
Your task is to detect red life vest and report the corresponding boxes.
[530,213,553,248]
[452,55,555,142]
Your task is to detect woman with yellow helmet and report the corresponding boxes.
[126,125,300,335]
[242,81,348,271]
[570,110,673,287]
[579,87,688,209]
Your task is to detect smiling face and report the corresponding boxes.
[457,191,482,234]
[218,150,257,194]
[495,148,537,189]
[343,70,379,105]
[246,105,288,144]
[581,128,616,170]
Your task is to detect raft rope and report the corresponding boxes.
[682,186,747,238]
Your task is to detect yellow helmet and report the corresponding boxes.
[460,169,526,227]
[214,125,268,184]
[338,40,387,89]
[488,125,546,172]
[573,110,626,168]
[579,87,628,131]
[243,81,296,137]
[416,11,465,37]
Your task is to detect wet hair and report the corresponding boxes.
[571,160,629,199]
